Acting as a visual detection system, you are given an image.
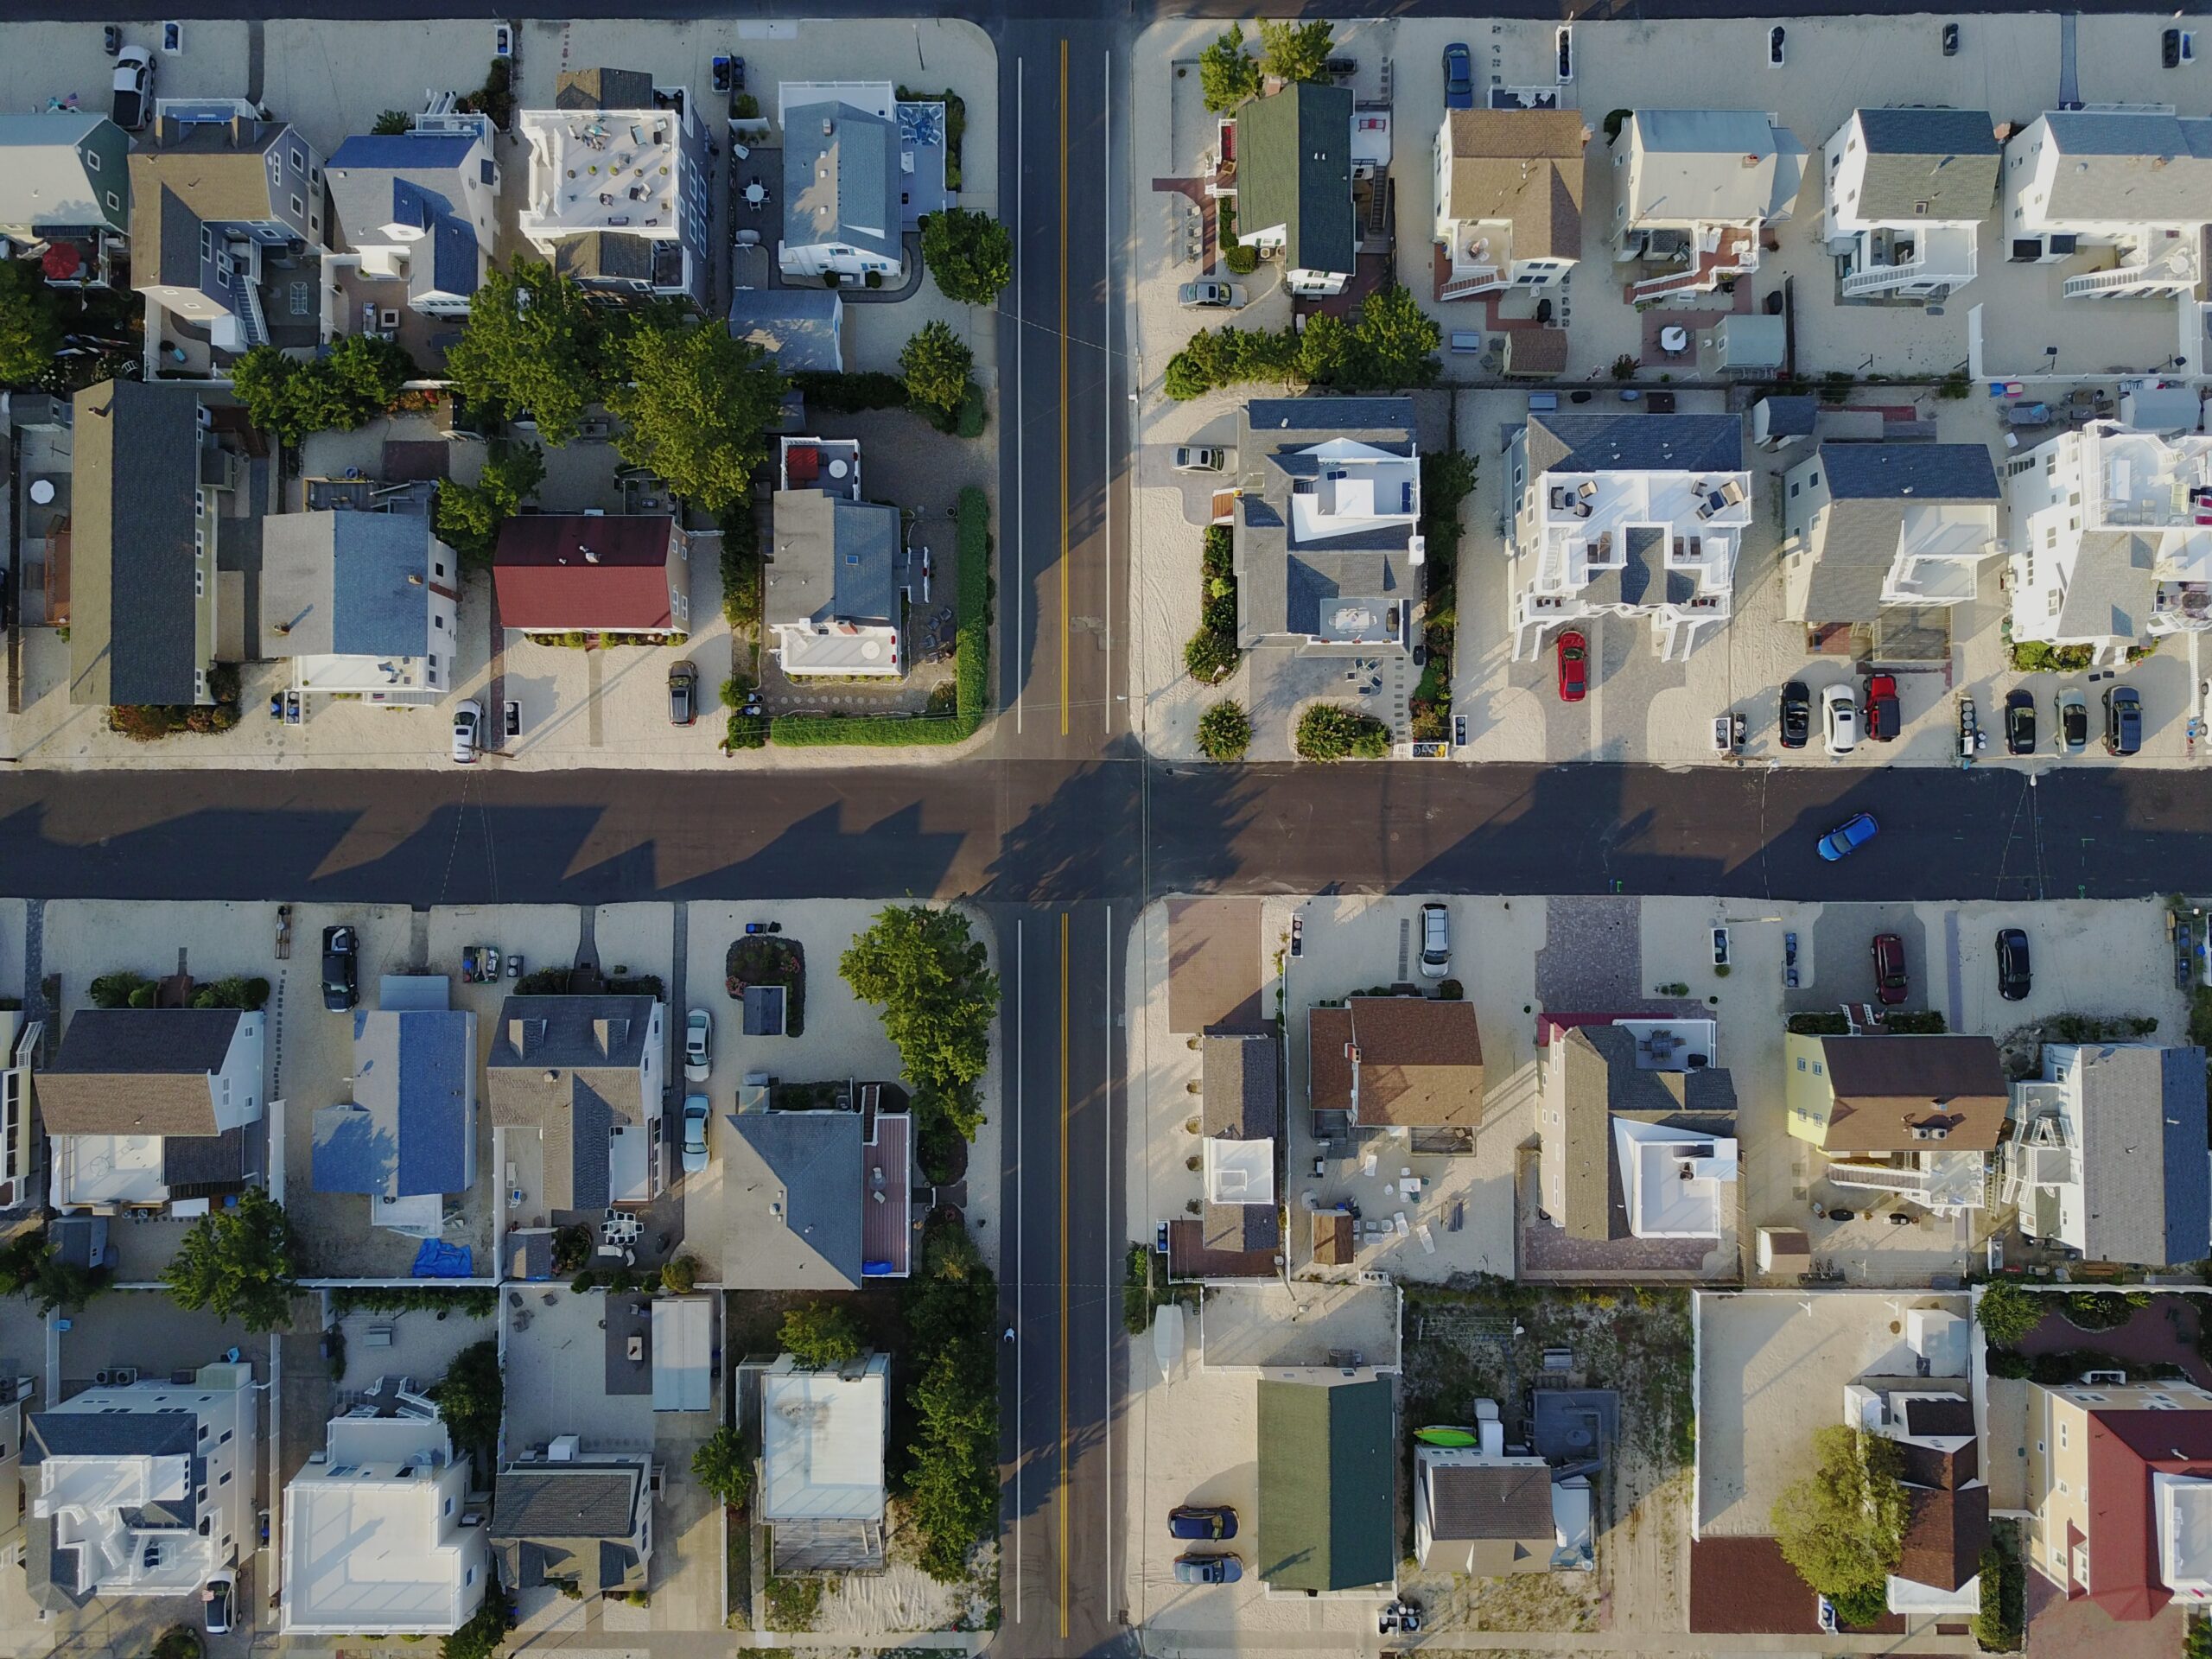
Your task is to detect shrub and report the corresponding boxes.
[88,971,152,1009]
[1976,1281,2047,1346]
[1828,1581,1891,1628]
[1883,1011,1948,1034]
[441,1571,510,1659]
[1295,703,1389,760]
[786,369,909,413]
[660,1255,698,1295]
[780,1302,864,1369]
[1974,1540,2024,1651]
[1224,243,1258,276]
[1184,626,1239,685]
[1610,353,1639,381]
[1436,978,1465,1001]
[692,1424,750,1507]
[1195,700,1251,761]
[2062,1290,2135,1332]
[569,1270,597,1294]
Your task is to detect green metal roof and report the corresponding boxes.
[1231,83,1356,278]
[1255,1376,1395,1591]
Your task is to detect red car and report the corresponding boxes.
[1871,933,1909,1006]
[1555,631,1588,702]
[1865,672,1901,741]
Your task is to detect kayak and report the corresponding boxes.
[1415,1425,1480,1447]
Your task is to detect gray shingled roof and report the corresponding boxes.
[721,1111,862,1290]
[38,1007,243,1137]
[2040,111,2212,220]
[555,68,655,111]
[1232,83,1356,277]
[257,512,437,659]
[484,996,657,1212]
[2075,1044,2212,1266]
[1796,444,2002,623]
[784,102,901,262]
[1525,411,1744,478]
[1202,1031,1279,1140]
[728,288,842,373]
[1818,442,2000,501]
[1851,108,1999,221]
[2056,531,2156,641]
[490,1464,645,1577]
[0,112,130,235]
[1425,1462,1554,1541]
[1553,1024,1736,1242]
[766,492,899,630]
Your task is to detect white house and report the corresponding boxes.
[0,1010,42,1211]
[1780,442,2004,626]
[1432,109,1588,303]
[2003,110,2212,302]
[760,1353,889,1573]
[1505,410,1749,659]
[282,1386,487,1635]
[257,513,464,707]
[777,82,905,283]
[2006,410,2212,661]
[767,436,902,678]
[1611,110,1805,305]
[1822,107,1999,302]
[23,1360,257,1611]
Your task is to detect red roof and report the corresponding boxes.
[2084,1408,2212,1620]
[493,515,677,631]
[1689,1536,1907,1637]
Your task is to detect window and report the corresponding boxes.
[219,1471,231,1486]
[435,615,445,631]
[465,1567,477,1587]
[194,570,205,599]
[444,1497,454,1516]
[200,226,213,258]
[106,191,120,213]
[199,1424,209,1440]
[219,1430,232,1444]
[290,196,304,217]
[2057,1478,2069,1495]
[2059,1422,2069,1447]
[1790,481,1800,498]
[435,562,446,578]
[290,146,304,173]
[2073,1545,2089,1581]
[1812,1061,1824,1076]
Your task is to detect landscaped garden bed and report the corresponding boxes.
[728,935,807,1037]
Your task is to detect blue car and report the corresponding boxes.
[1443,43,1474,110]
[1818,812,1879,861]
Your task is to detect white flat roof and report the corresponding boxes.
[520,106,678,233]
[652,1297,712,1412]
[283,1467,477,1630]
[761,1365,886,1522]
[777,80,895,124]
[1205,1137,1275,1206]
[1616,1117,1735,1238]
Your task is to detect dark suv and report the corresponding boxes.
[1996,929,2032,1001]
[2104,685,2142,755]
[321,925,359,1012]
[1777,680,1810,749]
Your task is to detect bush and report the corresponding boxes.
[1828,1580,1890,1628]
[1196,700,1251,761]
[1974,1540,2024,1651]
[1224,243,1259,276]
[1787,1011,1850,1035]
[1610,353,1639,381]
[1976,1281,2048,1346]
[719,499,761,630]
[1436,978,1465,1001]
[330,1284,498,1319]
[2062,1290,2136,1332]
[1184,626,1239,685]
[660,1255,699,1295]
[569,1270,597,1294]
[780,1302,864,1369]
[692,1424,750,1508]
[1883,1011,1948,1034]
[2009,640,2095,673]
[786,369,909,413]
[1296,703,1390,760]
[88,971,152,1009]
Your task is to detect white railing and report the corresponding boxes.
[1439,267,1501,302]
[1824,1161,1929,1194]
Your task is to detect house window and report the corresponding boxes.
[2073,1545,2089,1581]
[290,146,305,173]
[435,562,446,578]
[466,1567,477,1586]
[2059,1422,2069,1448]
[1796,1057,1806,1071]
[1812,1062,1823,1076]
[200,226,213,258]
[1790,481,1800,498]
[219,1430,232,1444]
[310,165,321,187]
[444,1497,454,1516]
[1808,474,1820,488]
[219,1471,231,1486]
[435,615,445,631]
[105,191,120,213]
[290,196,304,217]
[2057,1478,2069,1495]
[194,570,205,599]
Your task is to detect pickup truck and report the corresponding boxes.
[111,47,153,131]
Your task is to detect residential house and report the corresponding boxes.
[2024,1376,2212,1618]
[2005,416,2212,663]
[766,436,902,677]
[312,982,478,1236]
[1308,995,1484,1148]
[257,512,463,705]
[0,112,132,287]
[23,1359,257,1609]
[728,287,844,372]
[1535,1017,1738,1246]
[760,1354,889,1573]
[39,1007,264,1214]
[282,1385,486,1635]
[518,68,710,307]
[1505,410,1749,660]
[130,106,327,354]
[1198,1030,1280,1263]
[1821,108,1999,302]
[325,113,499,321]
[1845,1359,1987,1614]
[1233,397,1423,661]
[720,1093,911,1288]
[1228,83,1357,296]
[778,83,904,283]
[485,996,665,1213]
[2002,110,2212,301]
[1414,1413,1592,1575]
[1255,1375,1394,1592]
[1431,109,1589,302]
[1783,1033,2008,1213]
[63,379,243,708]
[1752,394,1821,453]
[1779,442,2003,628]
[2002,1042,2211,1268]
[0,1009,44,1211]
[1610,110,1805,304]
[492,515,692,638]
[490,1440,652,1601]
[0,1370,34,1566]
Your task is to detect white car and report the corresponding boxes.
[683,1008,712,1083]
[1418,902,1451,978]
[1177,280,1247,308]
[451,699,482,764]
[681,1095,711,1175]
[1173,446,1226,474]
[1821,683,1859,755]
[202,1573,234,1636]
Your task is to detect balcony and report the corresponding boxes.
[1824,1160,1932,1194]
[2063,233,2202,300]
[1629,226,1756,304]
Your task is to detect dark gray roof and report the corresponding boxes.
[484,997,657,1212]
[24,1409,199,1471]
[1758,395,1821,437]
[490,1463,646,1586]
[1851,109,1999,221]
[1796,443,2001,624]
[1525,411,1744,478]
[784,102,901,261]
[1426,1462,1554,1542]
[161,1123,256,1193]
[555,68,656,111]
[257,512,437,659]
[40,1007,244,1138]
[1232,83,1356,277]
[2075,1044,2212,1266]
[1904,1395,1974,1438]
[1817,442,2000,501]
[728,288,842,373]
[1554,1023,1737,1241]
[721,1111,863,1289]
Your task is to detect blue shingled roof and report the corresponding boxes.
[329,514,436,657]
[432,214,480,298]
[328,133,479,170]
[2160,1047,2211,1262]
[395,1010,470,1196]
[312,1103,391,1196]
[319,1008,473,1199]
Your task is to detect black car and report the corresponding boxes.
[1778,680,1811,749]
[2105,685,2143,755]
[1168,1505,1237,1541]
[321,925,359,1012]
[668,660,698,727]
[1996,928,2032,1001]
[2004,690,2037,756]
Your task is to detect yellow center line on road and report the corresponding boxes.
[1058,908,1071,1640]
[1058,40,1071,740]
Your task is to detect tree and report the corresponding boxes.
[842,906,1000,1142]
[0,259,60,386]
[1258,19,1334,85]
[428,1338,502,1455]
[1347,283,1440,389]
[1196,701,1251,761]
[446,260,611,444]
[691,1425,751,1508]
[433,440,544,566]
[907,1350,999,1580]
[659,1254,698,1294]
[441,1571,509,1659]
[920,208,1013,307]
[1198,24,1262,111]
[1770,1425,1909,1602]
[230,335,417,442]
[229,346,304,439]
[1976,1281,2046,1347]
[162,1187,297,1332]
[607,320,784,516]
[779,1301,864,1370]
[1184,628,1238,683]
[1296,703,1389,760]
[87,970,153,1009]
[372,109,412,135]
[899,321,975,424]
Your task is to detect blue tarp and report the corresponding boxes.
[410,1239,473,1278]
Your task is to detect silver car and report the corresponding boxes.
[2054,686,2088,754]
[1177,280,1247,309]
[683,1008,712,1083]
[1173,446,1226,473]
[1419,902,1451,978]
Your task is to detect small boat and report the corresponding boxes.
[1415,1425,1481,1447]
[1153,1302,1185,1384]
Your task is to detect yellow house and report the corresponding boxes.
[1785,1033,2009,1212]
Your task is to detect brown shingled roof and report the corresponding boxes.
[1309,997,1483,1130]
[1898,1484,1989,1593]
[1437,109,1589,263]
[1815,1034,2009,1154]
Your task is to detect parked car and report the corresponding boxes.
[1416,902,1451,978]
[1996,928,2032,1001]
[683,1007,712,1082]
[1554,630,1588,702]
[1443,42,1474,109]
[1177,280,1246,309]
[1777,679,1810,749]
[2055,686,2088,754]
[2105,684,2143,755]
[1168,1505,1238,1541]
[320,925,359,1012]
[1817,812,1878,861]
[1870,932,1909,1006]
[203,1573,235,1637]
[668,660,698,726]
[1173,446,1226,473]
[681,1094,711,1175]
[111,46,153,131]
[2004,689,2037,756]
[1864,672,1901,742]
[1174,1553,1243,1585]
[1821,683,1859,754]
[451,699,482,764]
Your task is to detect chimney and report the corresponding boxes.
[822,118,834,137]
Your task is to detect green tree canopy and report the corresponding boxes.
[446,260,611,444]
[1770,1425,1910,1600]
[441,1570,508,1659]
[0,259,60,386]
[372,109,411,135]
[841,906,1000,1141]
[162,1187,297,1332]
[428,1338,503,1455]
[920,208,1013,307]
[607,320,784,516]
[691,1424,751,1508]
[230,335,417,442]
[1342,283,1440,389]
[1975,1281,2047,1347]
[1258,19,1335,85]
[1198,24,1262,111]
[779,1301,865,1370]
[899,320,975,423]
[907,1351,998,1580]
[1296,702,1389,760]
[433,440,545,566]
